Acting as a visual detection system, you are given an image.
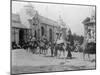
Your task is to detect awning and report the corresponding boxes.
[56,39,64,44]
[87,38,96,43]
[12,22,30,29]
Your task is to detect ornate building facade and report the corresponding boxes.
[11,4,69,46]
[28,12,59,42]
[22,4,64,43]
[82,12,96,44]
[11,13,30,45]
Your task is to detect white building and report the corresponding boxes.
[11,13,30,45]
[28,12,59,42]
[82,11,96,43]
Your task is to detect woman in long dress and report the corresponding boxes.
[66,43,72,59]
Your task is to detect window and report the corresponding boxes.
[41,26,44,36]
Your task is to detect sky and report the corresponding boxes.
[12,1,95,36]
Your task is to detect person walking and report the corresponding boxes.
[66,42,72,59]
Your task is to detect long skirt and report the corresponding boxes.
[67,50,72,58]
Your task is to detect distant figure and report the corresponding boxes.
[66,43,72,59]
[50,41,54,56]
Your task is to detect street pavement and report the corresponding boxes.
[11,49,96,74]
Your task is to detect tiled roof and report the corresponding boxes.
[38,15,58,27]
[12,22,27,29]
[12,13,21,23]
[12,13,29,29]
[30,13,59,27]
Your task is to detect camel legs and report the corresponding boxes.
[83,52,91,61]
[88,54,90,61]
[63,50,66,58]
[59,50,62,57]
[83,52,86,61]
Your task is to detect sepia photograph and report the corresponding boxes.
[11,0,96,74]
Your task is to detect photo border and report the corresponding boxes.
[10,0,96,75]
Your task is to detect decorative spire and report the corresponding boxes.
[58,15,66,28]
[24,3,37,19]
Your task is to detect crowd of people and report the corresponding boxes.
[12,34,96,61]
[12,35,74,59]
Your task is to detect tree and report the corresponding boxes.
[67,29,74,46]
[72,33,84,45]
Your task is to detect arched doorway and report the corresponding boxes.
[34,30,37,38]
[41,26,44,36]
[38,29,40,40]
[19,29,24,45]
[49,28,52,42]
